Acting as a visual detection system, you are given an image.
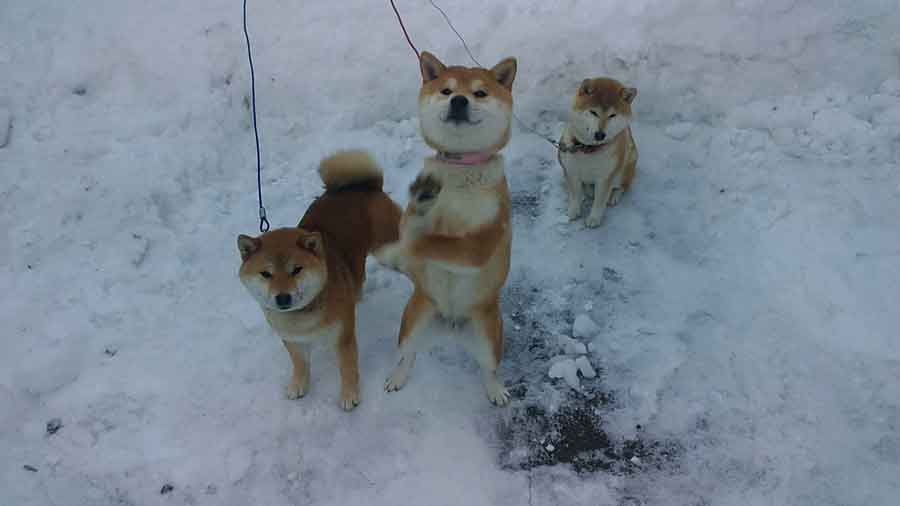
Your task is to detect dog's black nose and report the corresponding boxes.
[447,95,470,121]
[447,95,469,122]
[594,131,606,141]
[275,293,292,308]
[450,95,469,111]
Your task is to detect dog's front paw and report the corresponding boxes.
[585,210,606,228]
[408,174,442,216]
[567,202,582,221]
[607,188,622,207]
[485,378,511,407]
[384,358,413,392]
[285,378,309,400]
[339,386,360,411]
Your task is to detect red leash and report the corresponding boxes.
[389,0,419,58]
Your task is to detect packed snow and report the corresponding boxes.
[559,335,588,356]
[549,358,582,390]
[1,0,898,505]
[572,314,599,340]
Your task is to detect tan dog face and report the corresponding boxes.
[417,52,517,154]
[237,228,327,312]
[569,78,637,146]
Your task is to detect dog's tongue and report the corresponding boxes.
[437,152,494,166]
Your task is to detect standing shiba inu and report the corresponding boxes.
[376,51,517,406]
[237,151,401,410]
[559,78,638,227]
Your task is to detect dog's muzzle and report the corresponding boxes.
[446,95,470,123]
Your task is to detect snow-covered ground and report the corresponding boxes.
[2,0,899,504]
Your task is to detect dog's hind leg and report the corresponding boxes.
[465,302,510,406]
[385,290,435,392]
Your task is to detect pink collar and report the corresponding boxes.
[437,151,495,166]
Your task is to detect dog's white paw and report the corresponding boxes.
[585,213,604,228]
[608,188,622,207]
[485,379,511,407]
[567,202,582,221]
[285,379,309,400]
[339,388,360,411]
[384,360,412,392]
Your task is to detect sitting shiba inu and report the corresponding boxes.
[559,78,638,227]
[376,51,517,406]
[237,151,401,411]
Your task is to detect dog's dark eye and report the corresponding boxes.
[260,271,272,279]
[473,90,487,98]
[441,88,452,95]
[590,111,600,117]
[608,113,617,118]
[291,266,303,276]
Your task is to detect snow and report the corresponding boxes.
[663,122,693,140]
[0,106,10,148]
[549,358,582,390]
[574,357,596,380]
[2,0,899,505]
[572,313,599,339]
[557,334,587,355]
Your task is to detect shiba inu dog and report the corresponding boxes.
[559,78,638,227]
[376,51,517,406]
[238,151,401,410]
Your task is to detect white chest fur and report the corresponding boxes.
[264,308,342,345]
[423,263,484,317]
[420,156,505,232]
[415,155,509,317]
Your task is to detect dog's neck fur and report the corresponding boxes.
[423,154,505,190]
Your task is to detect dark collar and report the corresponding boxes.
[562,137,611,154]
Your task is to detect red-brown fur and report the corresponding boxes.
[238,151,401,410]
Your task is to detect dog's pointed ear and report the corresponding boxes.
[298,230,323,256]
[490,57,517,90]
[578,79,593,96]
[621,87,637,104]
[238,234,261,261]
[420,51,446,83]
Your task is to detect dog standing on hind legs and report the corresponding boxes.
[559,77,638,228]
[376,51,517,406]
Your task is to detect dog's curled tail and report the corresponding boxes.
[319,150,384,193]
